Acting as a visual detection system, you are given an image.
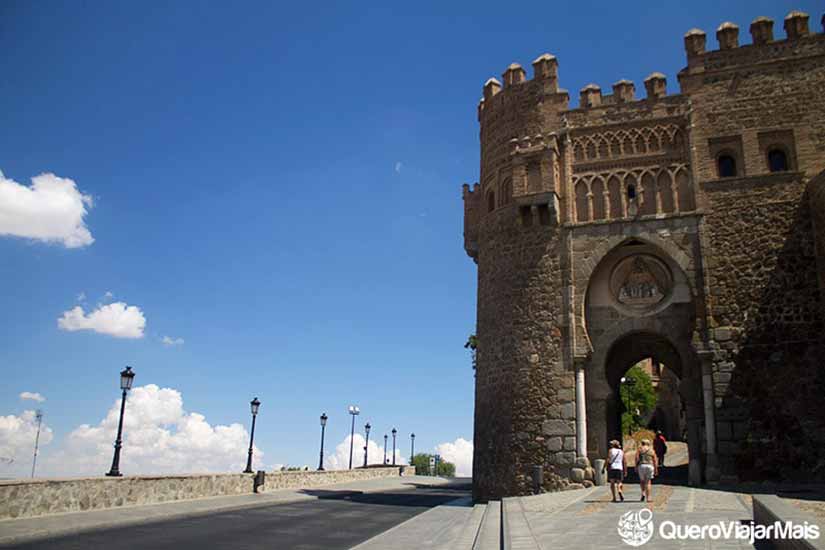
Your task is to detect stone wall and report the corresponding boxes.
[810,171,825,294]
[702,173,825,480]
[473,205,569,502]
[682,22,825,481]
[0,467,408,521]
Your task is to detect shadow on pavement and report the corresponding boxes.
[296,485,471,508]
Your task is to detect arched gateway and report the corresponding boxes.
[462,14,825,502]
[583,239,707,483]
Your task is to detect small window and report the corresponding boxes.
[768,149,788,172]
[487,191,496,213]
[627,184,637,200]
[717,155,737,178]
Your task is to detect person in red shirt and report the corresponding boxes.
[653,430,667,469]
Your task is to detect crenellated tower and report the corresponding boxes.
[463,11,825,502]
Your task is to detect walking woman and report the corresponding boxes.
[603,439,626,502]
[635,439,659,502]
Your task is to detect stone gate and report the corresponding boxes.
[462,11,825,501]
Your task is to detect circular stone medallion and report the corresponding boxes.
[609,254,673,311]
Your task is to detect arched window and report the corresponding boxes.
[767,148,788,172]
[675,169,695,212]
[717,154,737,178]
[591,178,606,220]
[575,181,590,222]
[610,137,622,157]
[627,182,637,200]
[487,191,496,213]
[598,139,609,159]
[657,172,675,213]
[586,141,597,160]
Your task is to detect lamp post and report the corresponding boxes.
[106,366,135,477]
[620,376,636,439]
[391,428,397,466]
[410,433,415,464]
[348,405,360,470]
[363,422,371,468]
[243,397,261,474]
[383,434,388,464]
[318,413,328,471]
[31,410,43,478]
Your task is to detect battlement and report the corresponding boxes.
[476,52,568,121]
[679,11,825,84]
[478,10,824,121]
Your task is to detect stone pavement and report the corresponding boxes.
[345,481,775,550]
[0,475,454,546]
[513,484,758,549]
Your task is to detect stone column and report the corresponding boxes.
[575,363,587,458]
[699,351,720,483]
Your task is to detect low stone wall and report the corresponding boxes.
[0,466,410,521]
[752,495,824,550]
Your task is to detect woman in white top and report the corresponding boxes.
[602,439,626,502]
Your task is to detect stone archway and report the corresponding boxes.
[590,331,704,481]
[581,238,710,485]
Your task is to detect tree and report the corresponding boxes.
[619,364,657,435]
[411,453,456,477]
[464,334,478,370]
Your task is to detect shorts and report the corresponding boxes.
[638,464,655,482]
[607,468,623,482]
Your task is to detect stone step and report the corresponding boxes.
[436,502,486,550]
[474,500,501,550]
[502,497,540,550]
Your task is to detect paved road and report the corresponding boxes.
[2,482,470,550]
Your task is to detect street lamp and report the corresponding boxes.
[106,366,135,477]
[318,413,328,471]
[410,433,415,464]
[391,428,397,466]
[348,405,360,470]
[383,434,388,464]
[243,397,261,474]
[31,410,43,478]
[620,376,636,439]
[363,422,371,468]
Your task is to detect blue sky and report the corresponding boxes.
[1,0,818,475]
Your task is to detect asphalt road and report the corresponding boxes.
[2,482,470,550]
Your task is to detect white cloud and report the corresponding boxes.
[19,392,45,403]
[435,437,473,477]
[76,292,86,303]
[161,336,184,346]
[42,384,263,477]
[394,161,403,174]
[324,433,407,470]
[0,171,94,248]
[0,410,53,477]
[58,302,146,339]
[103,291,114,301]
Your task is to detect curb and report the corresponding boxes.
[752,494,824,550]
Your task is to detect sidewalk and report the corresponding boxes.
[0,475,451,546]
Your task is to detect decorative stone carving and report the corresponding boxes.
[609,255,673,312]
